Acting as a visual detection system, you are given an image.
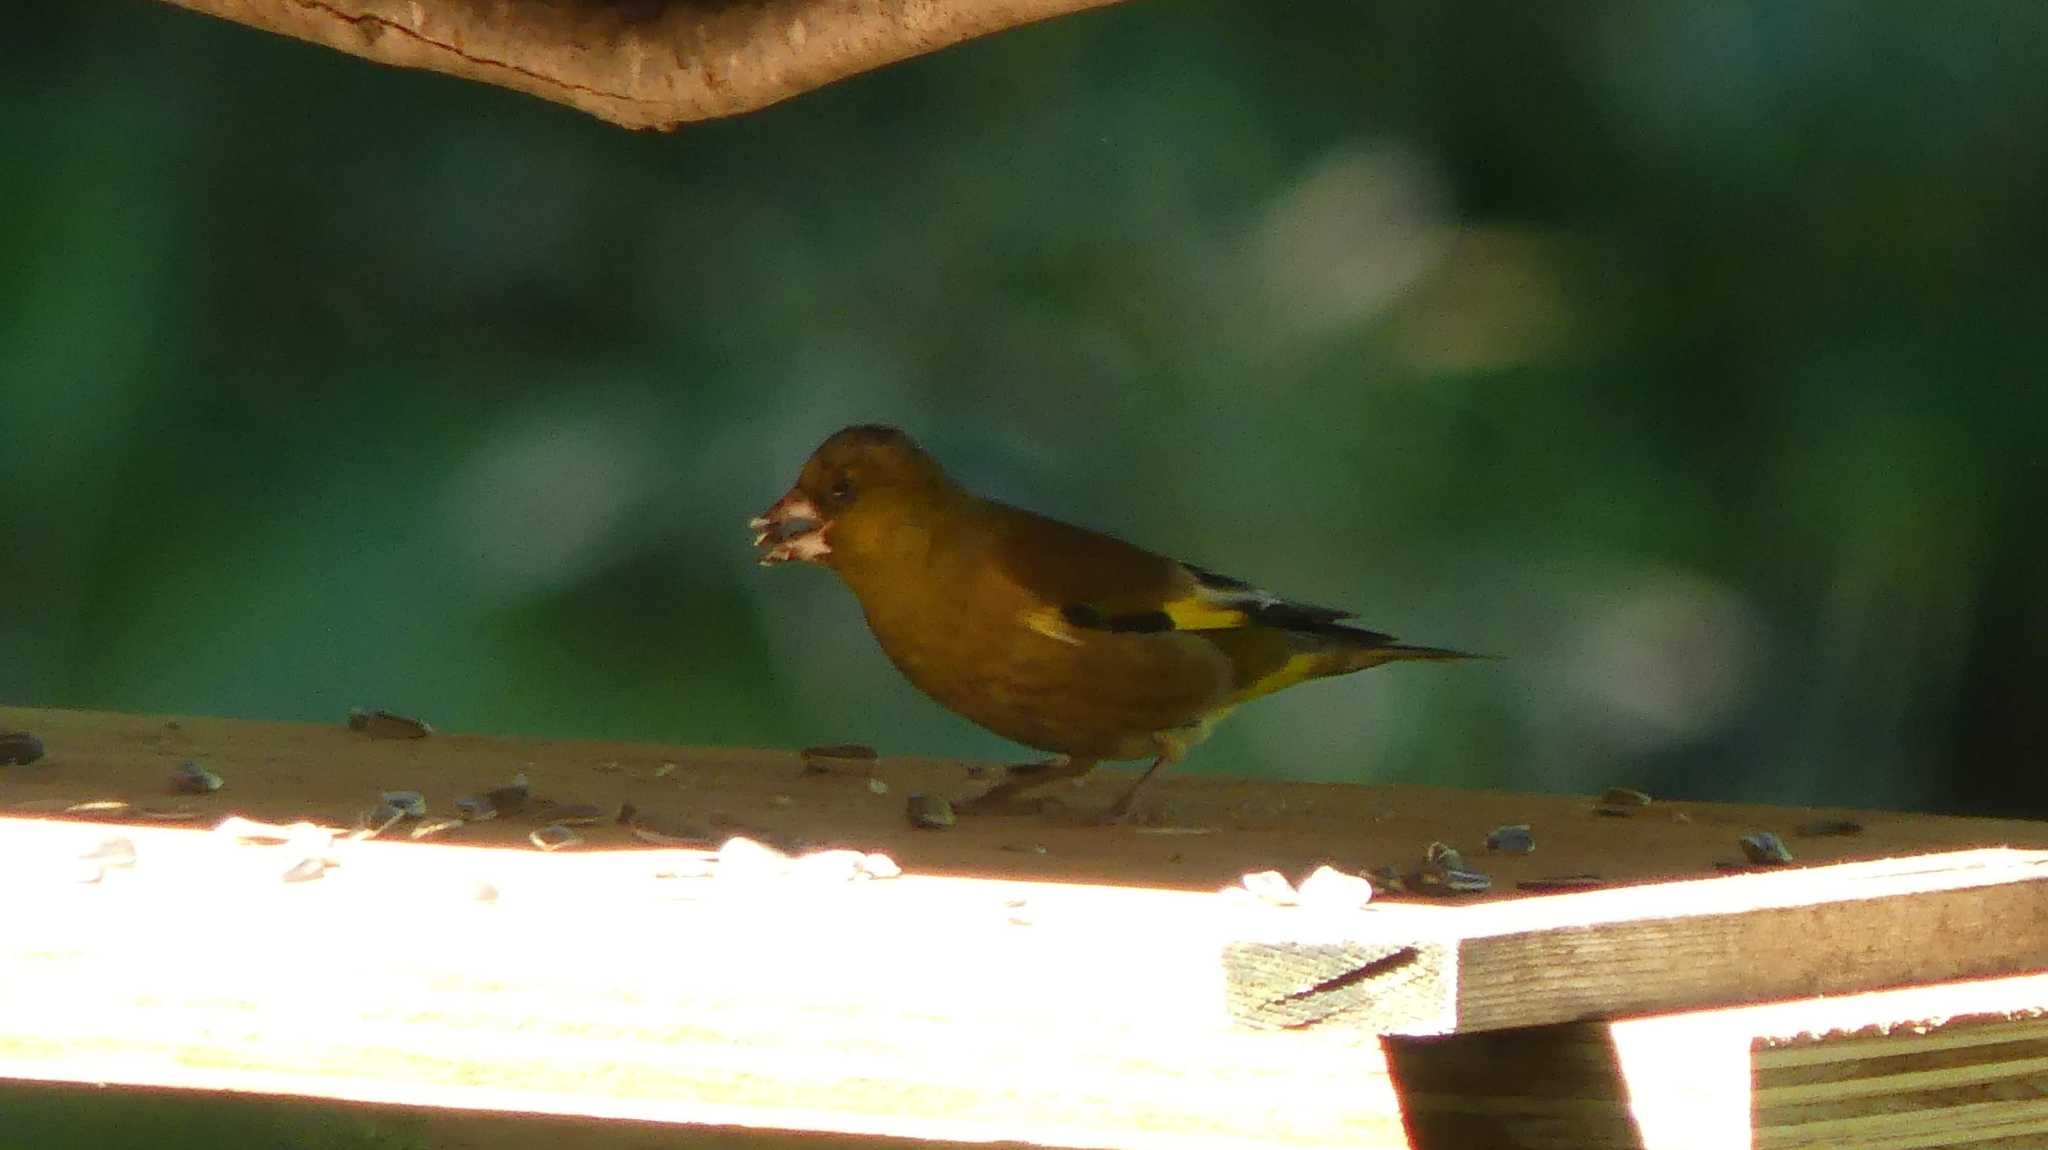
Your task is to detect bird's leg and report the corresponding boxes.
[956,755,1099,814]
[1099,743,1186,825]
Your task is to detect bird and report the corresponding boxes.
[751,425,1475,822]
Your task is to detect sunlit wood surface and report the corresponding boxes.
[0,706,2043,1148]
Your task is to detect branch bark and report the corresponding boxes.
[157,0,1127,130]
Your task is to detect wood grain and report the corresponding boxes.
[1756,1018,2048,1149]
[5,705,2043,896]
[155,0,1127,129]
[1390,976,2048,1150]
[1223,849,2048,1034]
[2,704,2046,1146]
[0,816,1406,1150]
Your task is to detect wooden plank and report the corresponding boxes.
[1226,849,2048,1033]
[4,706,2046,1038]
[1755,1013,2048,1150]
[0,818,2044,1149]
[4,705,2045,896]
[1391,974,2048,1150]
[0,815,1408,1150]
[1,705,2044,1147]
[0,1079,963,1150]
[157,0,1129,130]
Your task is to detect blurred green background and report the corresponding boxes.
[4,0,2044,821]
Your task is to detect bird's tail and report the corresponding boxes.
[1340,641,1485,672]
[1219,624,1485,705]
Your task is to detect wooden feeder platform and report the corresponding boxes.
[1,705,2043,1149]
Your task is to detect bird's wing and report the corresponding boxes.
[984,502,1393,642]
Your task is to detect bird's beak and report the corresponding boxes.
[750,489,832,566]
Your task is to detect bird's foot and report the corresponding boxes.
[1096,776,1172,827]
[955,757,1094,816]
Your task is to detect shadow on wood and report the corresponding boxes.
[0,1078,989,1150]
[1386,1022,1646,1150]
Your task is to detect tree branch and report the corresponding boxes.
[157,0,1127,130]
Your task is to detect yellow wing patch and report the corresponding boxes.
[1160,597,1261,631]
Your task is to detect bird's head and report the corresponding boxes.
[751,425,954,568]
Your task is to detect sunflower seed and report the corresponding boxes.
[1601,787,1653,807]
[1366,865,1409,894]
[1485,824,1535,854]
[67,800,130,815]
[456,775,530,821]
[379,790,427,818]
[801,744,878,774]
[1424,841,1465,870]
[1739,831,1794,865]
[1420,866,1493,894]
[1795,818,1865,837]
[136,806,202,821]
[281,857,326,883]
[653,762,678,778]
[858,852,902,879]
[866,777,890,795]
[624,808,715,845]
[0,731,45,765]
[529,824,582,852]
[346,708,432,739]
[484,779,529,813]
[410,818,464,839]
[172,761,222,794]
[907,794,955,829]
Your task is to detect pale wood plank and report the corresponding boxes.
[0,816,1408,1150]
[1229,849,2048,1033]
[3,706,2045,1148]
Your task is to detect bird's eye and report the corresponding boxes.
[829,476,857,504]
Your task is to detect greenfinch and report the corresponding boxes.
[752,425,1473,821]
